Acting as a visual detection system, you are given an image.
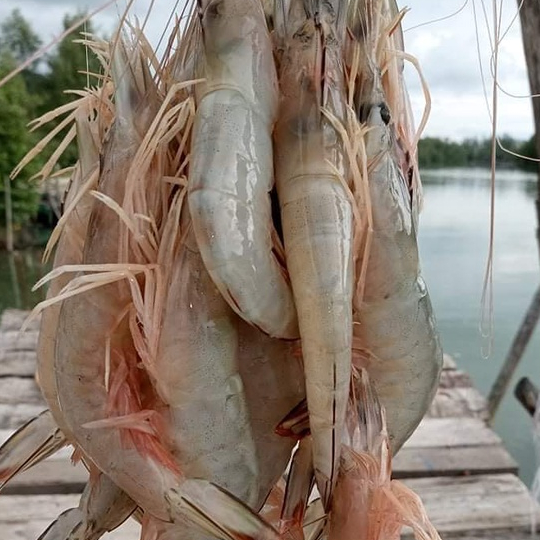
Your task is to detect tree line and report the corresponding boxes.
[0,9,101,245]
[418,136,537,171]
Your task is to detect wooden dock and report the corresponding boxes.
[0,309,537,539]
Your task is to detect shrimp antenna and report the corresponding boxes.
[0,0,118,90]
[404,0,469,33]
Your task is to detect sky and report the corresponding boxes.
[0,0,534,141]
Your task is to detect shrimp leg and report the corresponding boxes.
[38,473,136,540]
[328,369,440,540]
[0,410,66,491]
[188,0,298,339]
[274,0,353,509]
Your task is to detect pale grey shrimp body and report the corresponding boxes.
[188,0,298,339]
[273,0,354,510]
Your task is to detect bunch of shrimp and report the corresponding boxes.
[0,1,443,539]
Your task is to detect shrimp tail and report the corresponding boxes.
[37,508,84,540]
[0,410,67,491]
[37,474,136,540]
[279,438,314,540]
[275,399,310,440]
[166,479,279,540]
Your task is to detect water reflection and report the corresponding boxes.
[421,167,538,198]
[419,167,540,486]
[0,249,49,314]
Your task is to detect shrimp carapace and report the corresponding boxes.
[274,0,354,511]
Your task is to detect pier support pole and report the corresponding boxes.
[487,285,540,422]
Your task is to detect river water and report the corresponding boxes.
[419,167,540,485]
[1,167,539,485]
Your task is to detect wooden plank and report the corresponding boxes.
[0,330,39,352]
[0,350,37,377]
[0,494,140,540]
[404,418,501,449]
[428,387,489,420]
[393,445,518,478]
[0,309,40,332]
[0,377,45,405]
[439,369,474,389]
[2,459,88,495]
[403,474,540,536]
[0,404,47,430]
[443,353,457,370]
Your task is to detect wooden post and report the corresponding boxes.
[487,0,540,423]
[4,175,13,253]
[514,377,538,417]
[517,0,540,262]
[487,285,540,422]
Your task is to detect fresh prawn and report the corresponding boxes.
[154,221,260,510]
[328,368,440,540]
[153,215,306,538]
[273,0,354,510]
[0,410,66,490]
[48,30,280,540]
[188,0,298,339]
[345,0,443,454]
[37,471,136,540]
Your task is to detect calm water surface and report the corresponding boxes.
[419,167,540,485]
[1,167,539,485]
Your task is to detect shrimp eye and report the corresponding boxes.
[204,0,225,19]
[380,102,391,125]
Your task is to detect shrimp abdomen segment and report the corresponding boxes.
[277,173,353,507]
[189,89,297,338]
[155,238,259,508]
[189,0,298,339]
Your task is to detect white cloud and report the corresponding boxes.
[403,0,532,140]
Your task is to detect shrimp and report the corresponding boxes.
[328,368,440,540]
[154,222,260,509]
[188,0,298,339]
[153,218,305,538]
[0,410,66,490]
[38,472,136,540]
[346,0,443,454]
[51,32,280,540]
[273,0,354,509]
[36,100,102,436]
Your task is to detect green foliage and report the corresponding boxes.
[418,135,537,171]
[0,9,41,64]
[0,9,103,239]
[0,53,40,227]
[0,9,44,116]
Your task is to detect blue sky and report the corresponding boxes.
[0,0,533,141]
